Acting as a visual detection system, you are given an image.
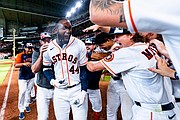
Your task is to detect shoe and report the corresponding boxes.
[25,106,31,113]
[19,112,25,120]
[29,97,36,104]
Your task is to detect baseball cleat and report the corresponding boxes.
[29,97,36,104]
[19,112,25,120]
[25,106,31,113]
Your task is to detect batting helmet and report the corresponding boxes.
[40,32,51,40]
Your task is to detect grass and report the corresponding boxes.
[0,59,13,85]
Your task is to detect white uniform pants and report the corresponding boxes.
[107,78,133,120]
[18,78,35,112]
[87,89,102,112]
[36,86,54,120]
[53,84,88,120]
[132,103,177,120]
[30,86,36,98]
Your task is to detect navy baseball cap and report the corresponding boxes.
[24,43,33,48]
[85,37,95,44]
[95,32,112,45]
[110,27,131,35]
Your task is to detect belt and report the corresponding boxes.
[111,76,120,80]
[66,82,80,89]
[135,101,174,111]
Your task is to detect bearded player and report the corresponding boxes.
[43,18,88,120]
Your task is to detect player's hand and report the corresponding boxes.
[148,54,175,78]
[91,52,110,60]
[23,62,31,67]
[50,79,68,89]
[73,90,87,107]
[149,39,170,59]
[40,43,49,53]
[82,25,100,32]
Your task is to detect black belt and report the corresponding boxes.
[111,76,120,80]
[66,82,80,89]
[135,101,174,111]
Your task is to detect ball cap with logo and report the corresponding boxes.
[85,37,95,45]
[24,43,33,48]
[40,32,51,40]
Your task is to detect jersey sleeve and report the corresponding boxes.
[15,52,23,64]
[100,48,137,76]
[123,0,180,35]
[78,41,88,66]
[43,50,52,67]
[32,50,39,64]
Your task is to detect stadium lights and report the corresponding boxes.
[71,7,76,13]
[66,1,82,18]
[75,1,82,9]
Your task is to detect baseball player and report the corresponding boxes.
[85,37,103,120]
[89,0,180,81]
[31,32,54,120]
[14,43,35,120]
[94,31,133,120]
[87,30,178,120]
[43,18,88,120]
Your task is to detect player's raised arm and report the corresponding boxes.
[82,24,111,33]
[89,0,127,28]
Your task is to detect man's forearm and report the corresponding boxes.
[31,54,43,73]
[89,0,127,28]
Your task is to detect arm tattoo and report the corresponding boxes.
[91,0,126,23]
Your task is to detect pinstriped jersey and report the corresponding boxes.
[123,0,180,78]
[101,43,169,104]
[43,36,88,86]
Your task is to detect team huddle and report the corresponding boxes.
[14,0,180,120]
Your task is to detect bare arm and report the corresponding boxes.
[149,39,170,59]
[15,62,31,68]
[148,54,175,78]
[89,0,127,28]
[31,44,48,73]
[87,61,105,72]
[82,24,111,33]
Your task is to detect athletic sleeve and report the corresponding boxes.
[80,65,87,91]
[43,50,54,81]
[15,52,23,64]
[123,0,180,35]
[78,40,88,66]
[32,50,39,64]
[100,48,137,76]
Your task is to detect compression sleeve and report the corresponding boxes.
[80,65,87,91]
[43,66,55,81]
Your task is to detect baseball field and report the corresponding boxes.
[0,60,122,120]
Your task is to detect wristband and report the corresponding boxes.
[174,72,179,80]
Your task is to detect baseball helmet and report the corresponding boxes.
[40,32,51,40]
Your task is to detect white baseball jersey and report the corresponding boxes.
[101,43,169,104]
[123,0,180,77]
[43,36,88,86]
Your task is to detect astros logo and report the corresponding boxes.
[104,54,114,62]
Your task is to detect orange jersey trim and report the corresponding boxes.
[15,52,24,64]
[128,0,138,33]
[64,37,75,85]
[101,60,116,76]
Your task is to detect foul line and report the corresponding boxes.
[0,62,14,120]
